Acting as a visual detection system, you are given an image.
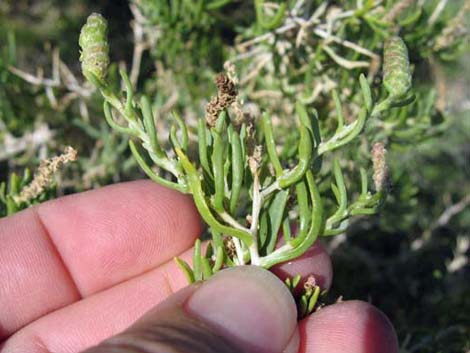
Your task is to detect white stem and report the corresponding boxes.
[260,180,280,199]
[233,238,245,265]
[428,0,449,25]
[220,212,251,233]
[249,173,262,265]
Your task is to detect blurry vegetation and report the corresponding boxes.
[0,0,469,352]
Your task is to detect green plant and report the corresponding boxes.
[79,13,414,316]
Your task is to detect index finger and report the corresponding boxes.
[0,180,202,339]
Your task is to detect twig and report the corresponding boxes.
[9,66,59,87]
[428,0,449,25]
[8,47,94,120]
[237,3,374,60]
[383,0,415,22]
[322,45,370,69]
[313,28,377,59]
[436,195,470,227]
[412,194,470,250]
[0,124,54,161]
[240,53,272,86]
[129,5,151,87]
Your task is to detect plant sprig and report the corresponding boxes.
[79,13,413,316]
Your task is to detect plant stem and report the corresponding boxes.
[249,172,262,265]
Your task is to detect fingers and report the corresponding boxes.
[2,237,333,353]
[0,180,201,339]
[1,248,196,353]
[2,226,397,353]
[81,266,298,353]
[36,180,202,295]
[0,209,80,340]
[299,300,399,353]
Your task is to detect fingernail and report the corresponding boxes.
[186,266,297,353]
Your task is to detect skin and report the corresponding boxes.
[0,180,399,353]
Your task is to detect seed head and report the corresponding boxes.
[205,73,238,127]
[372,142,389,192]
[14,147,77,204]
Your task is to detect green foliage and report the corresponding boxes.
[0,169,33,216]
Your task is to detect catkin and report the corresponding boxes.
[372,143,389,192]
[79,13,110,81]
[383,37,412,98]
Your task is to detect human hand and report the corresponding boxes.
[0,181,398,353]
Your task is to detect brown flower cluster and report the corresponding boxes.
[205,73,238,127]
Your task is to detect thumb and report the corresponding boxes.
[81,266,299,353]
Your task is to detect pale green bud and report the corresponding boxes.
[79,13,109,82]
[383,37,412,98]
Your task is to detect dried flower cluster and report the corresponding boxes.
[13,147,77,204]
[205,73,238,127]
